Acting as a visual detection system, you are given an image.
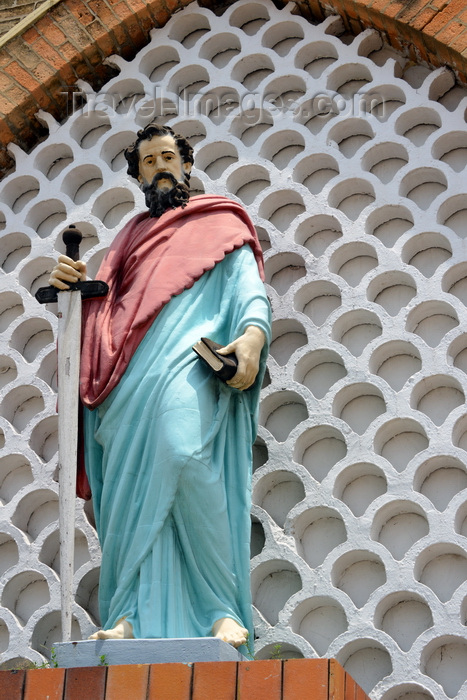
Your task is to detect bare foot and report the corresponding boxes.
[89,617,134,640]
[212,617,248,648]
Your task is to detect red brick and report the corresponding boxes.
[46,75,73,104]
[148,663,192,700]
[86,17,111,43]
[396,2,432,24]
[106,664,149,700]
[0,120,15,146]
[51,1,70,19]
[381,13,404,36]
[352,3,373,26]
[64,666,106,700]
[448,29,467,54]
[410,7,438,30]
[440,0,467,17]
[151,6,172,27]
[67,0,95,24]
[364,7,387,33]
[301,0,325,21]
[95,32,119,55]
[88,0,119,25]
[344,672,357,700]
[192,662,237,700]
[24,668,66,700]
[9,41,42,71]
[337,1,356,20]
[6,84,30,107]
[0,670,25,700]
[166,0,182,13]
[58,14,94,47]
[108,21,131,49]
[237,660,282,700]
[33,86,58,110]
[425,0,467,34]
[23,27,40,44]
[349,18,364,34]
[329,659,345,700]
[92,40,109,60]
[112,1,133,21]
[56,60,78,84]
[33,38,67,70]
[283,659,328,700]
[73,59,94,78]
[384,4,403,21]
[0,153,15,177]
[4,107,33,134]
[133,8,155,35]
[347,673,370,700]
[60,41,81,61]
[37,19,68,46]
[434,21,465,45]
[356,683,368,700]
[0,53,11,69]
[0,100,15,122]
[426,38,456,65]
[126,0,148,11]
[0,72,14,92]
[35,61,56,82]
[5,61,41,90]
[368,0,392,12]
[393,0,419,23]
[124,16,147,45]
[413,40,431,63]
[389,32,405,52]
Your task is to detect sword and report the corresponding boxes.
[36,226,108,642]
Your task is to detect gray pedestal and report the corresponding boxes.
[54,637,248,667]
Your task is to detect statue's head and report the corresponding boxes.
[124,123,194,217]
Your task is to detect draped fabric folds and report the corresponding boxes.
[81,200,270,645]
[80,195,265,409]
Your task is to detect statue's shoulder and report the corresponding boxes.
[190,193,236,204]
[187,193,247,214]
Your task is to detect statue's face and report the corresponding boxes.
[137,133,188,189]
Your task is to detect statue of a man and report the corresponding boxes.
[49,122,271,649]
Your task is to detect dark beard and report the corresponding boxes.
[141,172,191,218]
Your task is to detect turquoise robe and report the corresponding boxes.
[83,246,270,644]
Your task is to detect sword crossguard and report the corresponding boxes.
[35,225,109,304]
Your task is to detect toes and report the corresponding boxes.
[218,633,247,648]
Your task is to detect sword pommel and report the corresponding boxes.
[62,225,82,262]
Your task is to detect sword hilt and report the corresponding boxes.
[35,225,109,304]
[62,225,82,262]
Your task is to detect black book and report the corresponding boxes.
[192,337,238,381]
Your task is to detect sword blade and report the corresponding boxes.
[57,289,82,643]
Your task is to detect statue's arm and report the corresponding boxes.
[218,324,266,391]
[49,255,87,290]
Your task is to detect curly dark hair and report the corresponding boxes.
[124,122,194,183]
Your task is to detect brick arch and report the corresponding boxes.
[0,0,466,177]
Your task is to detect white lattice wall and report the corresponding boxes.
[2,2,467,698]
